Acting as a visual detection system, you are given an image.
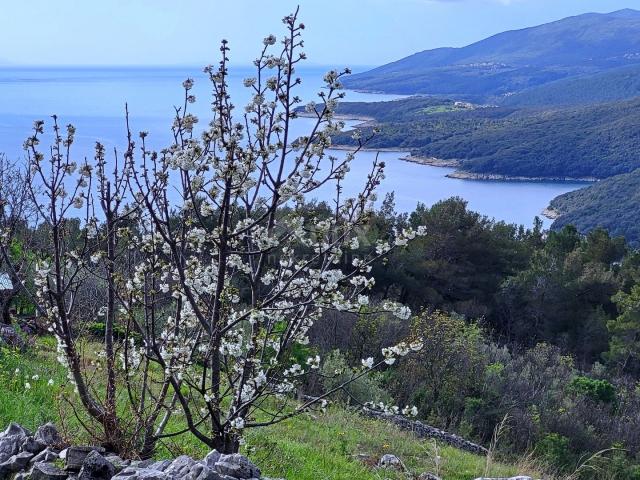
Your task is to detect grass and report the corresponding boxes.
[0,339,540,480]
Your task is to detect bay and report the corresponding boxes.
[0,65,587,227]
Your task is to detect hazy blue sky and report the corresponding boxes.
[1,0,638,67]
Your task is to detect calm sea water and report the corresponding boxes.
[0,66,588,228]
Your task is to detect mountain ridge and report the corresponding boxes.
[344,9,640,98]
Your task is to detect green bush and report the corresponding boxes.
[320,350,391,406]
[535,433,572,471]
[569,376,616,404]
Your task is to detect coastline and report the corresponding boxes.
[445,171,599,183]
[330,145,599,184]
[328,145,411,153]
[400,155,461,168]
[325,111,600,185]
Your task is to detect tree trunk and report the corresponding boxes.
[213,432,240,454]
[0,292,12,325]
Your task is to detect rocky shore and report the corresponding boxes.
[399,155,460,168]
[445,171,599,183]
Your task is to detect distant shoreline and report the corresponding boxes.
[325,111,600,185]
[330,144,599,183]
[445,171,599,183]
[400,155,461,168]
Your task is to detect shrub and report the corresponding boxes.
[535,433,572,471]
[320,350,392,406]
[569,376,616,404]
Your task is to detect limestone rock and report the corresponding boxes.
[104,455,129,473]
[213,453,260,479]
[0,324,26,350]
[0,451,34,478]
[30,461,69,480]
[30,448,60,465]
[78,451,115,480]
[184,463,228,480]
[35,424,63,448]
[112,467,170,479]
[203,450,221,470]
[0,423,30,463]
[145,460,170,472]
[22,436,47,454]
[65,446,106,472]
[418,473,442,480]
[0,423,270,480]
[163,455,196,477]
[378,453,403,470]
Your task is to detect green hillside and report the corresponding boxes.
[550,169,640,246]
[333,96,640,178]
[501,64,640,107]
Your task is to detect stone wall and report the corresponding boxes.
[362,408,488,456]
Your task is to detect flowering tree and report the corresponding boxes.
[125,9,424,453]
[23,117,174,455]
[19,9,425,456]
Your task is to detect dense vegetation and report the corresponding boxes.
[305,197,640,478]
[550,169,640,246]
[334,96,640,178]
[501,64,640,107]
[344,9,640,99]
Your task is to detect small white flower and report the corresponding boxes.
[230,417,245,430]
[361,357,374,369]
[306,355,320,370]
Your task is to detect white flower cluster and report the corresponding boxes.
[381,340,424,365]
[366,401,419,418]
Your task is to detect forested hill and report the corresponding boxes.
[333,96,640,179]
[550,169,640,246]
[500,63,640,107]
[344,9,640,99]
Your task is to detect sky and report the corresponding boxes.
[1,0,639,68]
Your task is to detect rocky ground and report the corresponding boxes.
[0,423,274,480]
